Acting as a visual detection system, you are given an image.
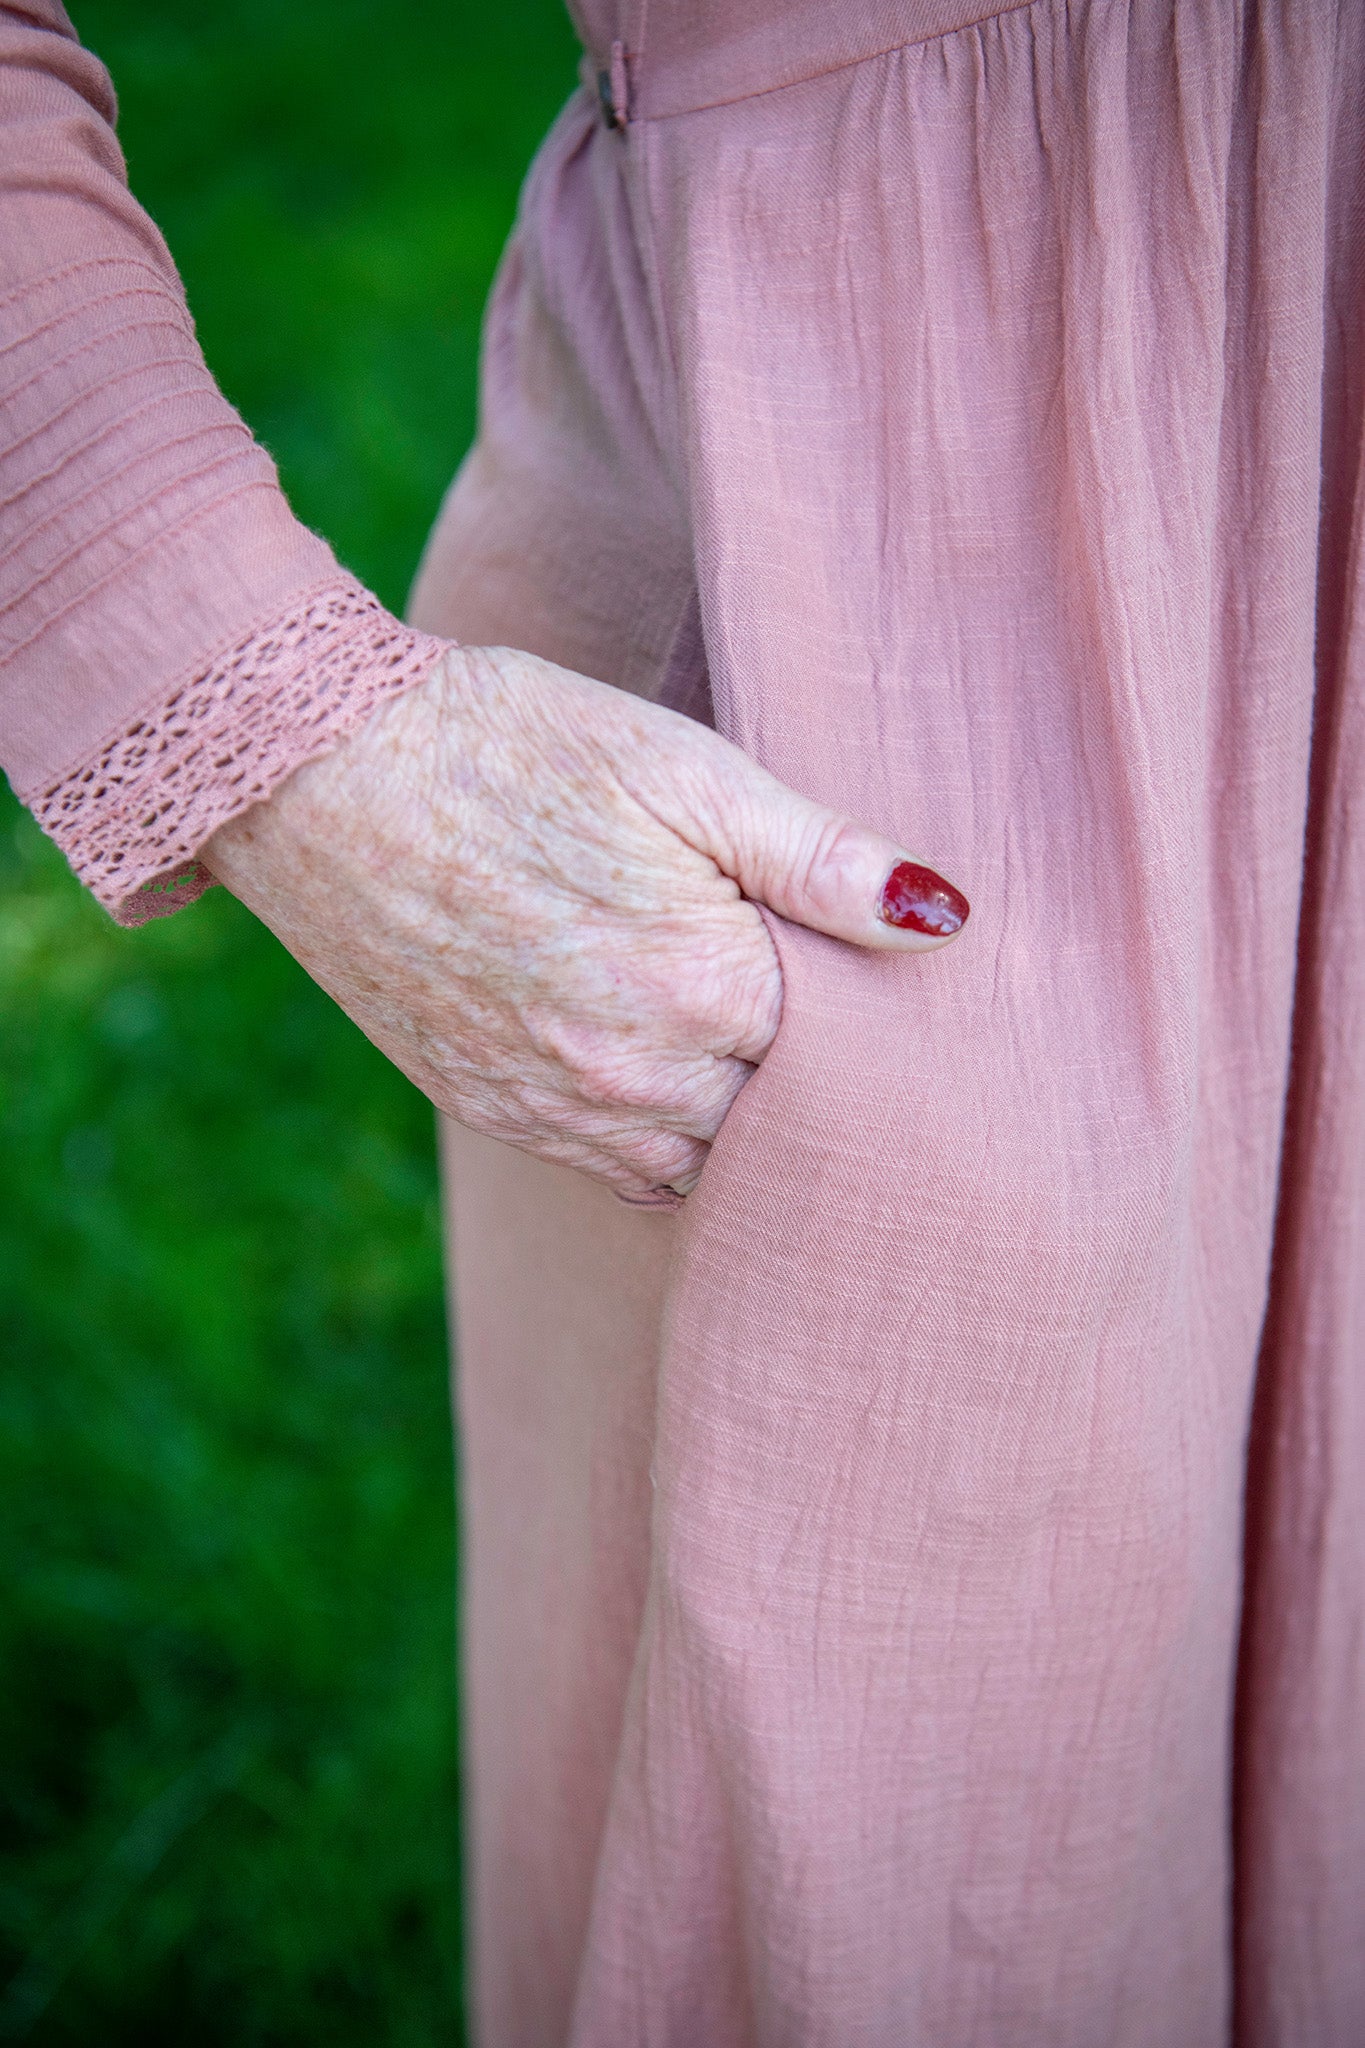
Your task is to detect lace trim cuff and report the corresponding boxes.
[29,577,451,926]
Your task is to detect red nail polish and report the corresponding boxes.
[878,860,969,937]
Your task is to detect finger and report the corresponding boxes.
[493,1118,693,1205]
[653,732,971,954]
[485,1084,712,1198]
[605,1124,710,1194]
[621,1051,756,1141]
[529,1017,761,1142]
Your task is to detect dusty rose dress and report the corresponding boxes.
[3,2,1364,2042]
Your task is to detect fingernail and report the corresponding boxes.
[878,860,970,937]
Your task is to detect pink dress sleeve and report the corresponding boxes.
[0,0,451,923]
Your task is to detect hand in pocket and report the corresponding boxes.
[207,645,968,1199]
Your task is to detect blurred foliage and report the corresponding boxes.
[0,1,580,2041]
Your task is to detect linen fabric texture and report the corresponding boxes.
[1,0,1362,2039]
[405,0,1365,2042]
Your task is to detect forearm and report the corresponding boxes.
[0,1,447,922]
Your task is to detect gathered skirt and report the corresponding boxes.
[406,2,1365,2039]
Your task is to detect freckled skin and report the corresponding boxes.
[206,645,967,1200]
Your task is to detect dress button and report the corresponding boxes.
[596,69,621,129]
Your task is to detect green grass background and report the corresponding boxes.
[0,2,581,2039]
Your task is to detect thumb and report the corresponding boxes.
[674,734,971,952]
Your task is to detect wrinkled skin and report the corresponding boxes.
[206,646,964,1200]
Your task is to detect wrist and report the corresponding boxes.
[204,641,465,909]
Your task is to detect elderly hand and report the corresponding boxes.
[205,645,968,1201]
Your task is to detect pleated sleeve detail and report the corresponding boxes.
[0,3,450,920]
